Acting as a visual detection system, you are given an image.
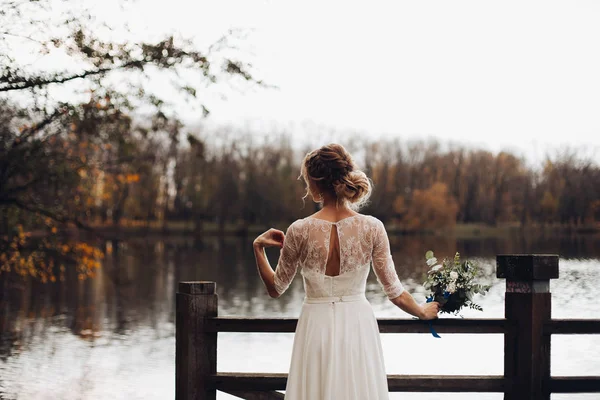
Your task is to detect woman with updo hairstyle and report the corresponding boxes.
[300,143,371,211]
[253,143,439,399]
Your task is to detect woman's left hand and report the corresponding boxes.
[253,229,285,249]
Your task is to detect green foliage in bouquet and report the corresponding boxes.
[423,251,491,314]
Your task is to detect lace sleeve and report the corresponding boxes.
[273,222,300,295]
[371,218,405,299]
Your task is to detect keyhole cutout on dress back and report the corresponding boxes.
[324,224,341,277]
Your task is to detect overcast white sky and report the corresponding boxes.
[10,0,600,163]
[162,0,600,162]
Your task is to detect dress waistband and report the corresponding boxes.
[304,294,366,304]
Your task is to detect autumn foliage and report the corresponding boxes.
[401,183,459,231]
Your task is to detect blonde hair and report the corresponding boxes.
[300,143,371,211]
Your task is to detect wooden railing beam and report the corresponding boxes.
[221,389,285,400]
[544,319,600,334]
[209,373,505,392]
[206,317,510,334]
[549,377,600,393]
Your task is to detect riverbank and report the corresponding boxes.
[84,220,600,239]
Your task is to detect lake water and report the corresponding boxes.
[1,231,600,399]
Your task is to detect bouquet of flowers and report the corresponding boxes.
[423,250,490,314]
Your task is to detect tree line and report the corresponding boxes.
[3,100,598,243]
[134,130,600,231]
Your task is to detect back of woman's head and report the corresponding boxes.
[300,143,372,210]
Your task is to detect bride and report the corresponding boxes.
[253,143,440,399]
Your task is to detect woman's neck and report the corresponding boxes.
[315,198,357,219]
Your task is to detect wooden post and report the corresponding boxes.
[176,281,218,400]
[497,255,559,400]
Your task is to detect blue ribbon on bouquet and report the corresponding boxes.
[425,296,441,338]
[425,292,450,339]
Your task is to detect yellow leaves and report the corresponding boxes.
[0,259,9,272]
[72,242,104,278]
[126,174,140,183]
[114,173,141,185]
[16,224,29,245]
[1,228,104,283]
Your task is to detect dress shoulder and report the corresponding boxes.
[287,218,305,231]
[285,218,307,239]
[363,214,385,230]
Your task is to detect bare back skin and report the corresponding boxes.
[325,225,340,277]
[309,209,359,277]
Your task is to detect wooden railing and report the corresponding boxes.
[176,254,600,400]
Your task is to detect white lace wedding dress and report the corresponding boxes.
[272,214,405,400]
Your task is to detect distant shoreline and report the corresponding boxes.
[82,220,600,240]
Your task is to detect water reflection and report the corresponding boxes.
[1,232,600,399]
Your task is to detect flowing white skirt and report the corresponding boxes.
[284,294,389,400]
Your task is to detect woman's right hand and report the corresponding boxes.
[419,302,440,320]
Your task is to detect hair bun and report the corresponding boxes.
[333,170,371,207]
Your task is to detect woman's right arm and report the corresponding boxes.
[390,291,439,320]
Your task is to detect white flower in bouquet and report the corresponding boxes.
[446,282,457,293]
[449,271,458,281]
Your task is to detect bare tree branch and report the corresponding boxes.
[0,60,145,92]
